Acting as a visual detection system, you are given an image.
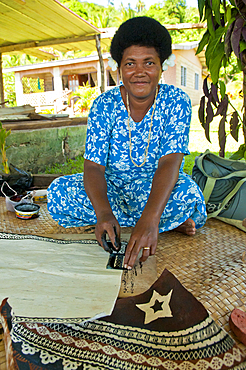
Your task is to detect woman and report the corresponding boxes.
[47,17,207,269]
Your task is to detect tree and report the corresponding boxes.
[59,0,120,27]
[94,10,110,28]
[136,0,145,12]
[3,54,41,107]
[166,0,187,23]
[145,0,204,42]
[117,3,135,22]
[146,0,188,23]
[60,0,88,19]
[196,0,246,158]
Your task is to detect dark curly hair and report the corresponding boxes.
[110,17,172,67]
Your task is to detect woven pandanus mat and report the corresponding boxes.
[0,325,6,370]
[156,220,246,352]
[0,197,95,235]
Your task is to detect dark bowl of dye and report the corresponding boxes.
[14,203,40,220]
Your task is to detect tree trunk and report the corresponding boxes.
[95,34,105,94]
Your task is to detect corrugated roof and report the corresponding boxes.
[0,0,110,59]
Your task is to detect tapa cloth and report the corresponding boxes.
[0,232,122,319]
[1,269,246,370]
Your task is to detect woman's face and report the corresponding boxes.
[120,45,162,100]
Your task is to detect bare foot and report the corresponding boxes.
[175,218,196,236]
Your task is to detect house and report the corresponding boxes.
[0,0,113,106]
[164,42,206,106]
[3,41,206,111]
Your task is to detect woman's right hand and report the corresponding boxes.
[95,211,121,252]
[84,160,121,252]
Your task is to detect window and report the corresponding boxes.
[22,77,45,93]
[107,71,116,86]
[68,75,79,91]
[195,73,199,90]
[181,66,186,87]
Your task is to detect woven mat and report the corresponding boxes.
[1,196,246,359]
[0,325,5,370]
[155,218,246,352]
[0,197,95,235]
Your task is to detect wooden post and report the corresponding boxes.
[95,34,105,93]
[0,52,5,106]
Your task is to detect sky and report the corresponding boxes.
[86,0,198,9]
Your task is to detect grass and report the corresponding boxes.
[183,104,245,175]
[44,104,245,176]
[44,155,85,175]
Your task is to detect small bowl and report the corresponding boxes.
[5,194,33,212]
[33,189,47,203]
[14,203,40,220]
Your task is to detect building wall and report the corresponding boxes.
[162,65,176,86]
[174,49,203,106]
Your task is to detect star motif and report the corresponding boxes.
[151,299,164,313]
[136,289,173,325]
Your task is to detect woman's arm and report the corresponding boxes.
[124,152,184,268]
[84,159,120,251]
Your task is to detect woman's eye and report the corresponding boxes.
[126,62,134,66]
[146,61,154,66]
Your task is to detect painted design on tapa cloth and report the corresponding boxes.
[136,289,173,324]
[0,231,97,245]
[1,269,246,370]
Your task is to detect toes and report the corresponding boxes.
[175,218,196,236]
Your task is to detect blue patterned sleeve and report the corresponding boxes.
[159,88,191,158]
[84,94,113,166]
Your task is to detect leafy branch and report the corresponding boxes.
[196,0,246,157]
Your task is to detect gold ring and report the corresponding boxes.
[143,247,151,250]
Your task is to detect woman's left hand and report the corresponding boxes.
[124,217,159,269]
[123,153,184,269]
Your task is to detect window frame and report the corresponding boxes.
[181,66,187,87]
[195,72,199,90]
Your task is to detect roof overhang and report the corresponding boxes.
[0,0,110,59]
[3,43,208,75]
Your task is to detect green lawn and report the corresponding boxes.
[44,155,85,175]
[183,105,245,175]
[44,105,245,176]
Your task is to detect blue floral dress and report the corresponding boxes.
[47,84,207,231]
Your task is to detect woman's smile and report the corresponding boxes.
[120,45,162,100]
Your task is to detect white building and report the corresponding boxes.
[3,41,207,111]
